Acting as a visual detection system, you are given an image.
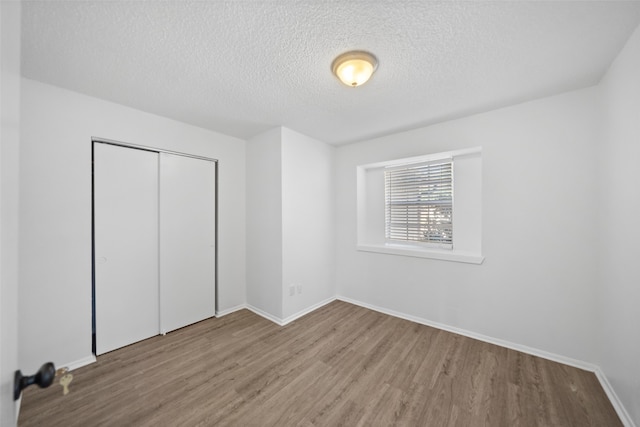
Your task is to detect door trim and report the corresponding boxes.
[92,137,219,162]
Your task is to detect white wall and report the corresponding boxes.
[281,128,335,319]
[335,86,601,364]
[246,128,283,318]
[598,23,640,426]
[1,1,21,425]
[246,127,335,322]
[19,79,246,372]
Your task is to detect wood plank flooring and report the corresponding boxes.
[19,301,621,426]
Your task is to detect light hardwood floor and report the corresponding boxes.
[19,301,621,426]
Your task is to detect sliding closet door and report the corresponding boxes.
[94,143,160,355]
[159,153,216,334]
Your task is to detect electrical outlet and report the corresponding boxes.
[297,284,302,294]
[289,285,295,296]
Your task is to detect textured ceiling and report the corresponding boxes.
[21,1,640,145]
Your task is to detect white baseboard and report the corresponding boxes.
[246,304,285,326]
[64,355,96,371]
[280,297,337,326]
[594,368,636,427]
[336,295,597,371]
[246,297,338,327]
[216,303,247,317]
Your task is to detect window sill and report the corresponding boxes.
[357,243,484,265]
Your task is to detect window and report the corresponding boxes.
[384,160,453,248]
[356,147,483,264]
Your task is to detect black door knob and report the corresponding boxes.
[14,362,56,400]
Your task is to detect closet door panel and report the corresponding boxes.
[94,144,160,355]
[159,153,216,333]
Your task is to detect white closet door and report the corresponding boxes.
[159,153,216,334]
[94,144,160,355]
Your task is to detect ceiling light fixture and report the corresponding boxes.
[331,51,378,87]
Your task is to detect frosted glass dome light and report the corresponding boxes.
[331,51,378,87]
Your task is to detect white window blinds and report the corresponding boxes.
[384,160,453,247]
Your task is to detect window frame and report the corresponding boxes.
[356,147,484,264]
